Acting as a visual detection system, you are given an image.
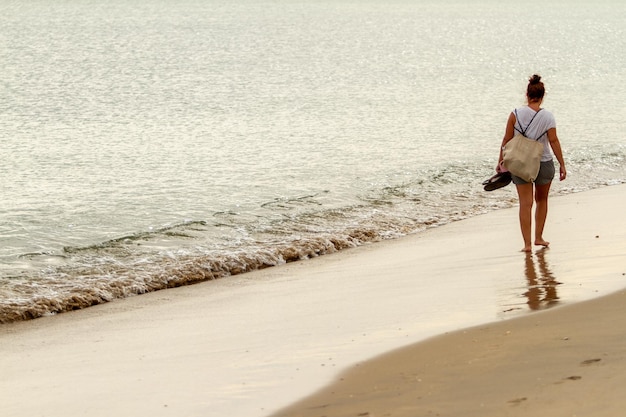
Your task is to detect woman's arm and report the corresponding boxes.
[497,112,516,171]
[547,127,567,181]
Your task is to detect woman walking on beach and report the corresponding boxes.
[497,75,567,252]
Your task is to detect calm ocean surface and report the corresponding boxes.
[1,0,625,322]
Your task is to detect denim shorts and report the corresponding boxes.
[511,160,555,185]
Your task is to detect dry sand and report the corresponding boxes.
[1,184,625,417]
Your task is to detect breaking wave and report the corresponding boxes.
[1,153,625,324]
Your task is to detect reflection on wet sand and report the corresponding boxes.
[524,248,561,310]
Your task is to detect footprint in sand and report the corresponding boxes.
[508,397,527,405]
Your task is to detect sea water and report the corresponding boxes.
[1,0,625,322]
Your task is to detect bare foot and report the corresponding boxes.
[521,246,532,253]
[535,239,550,247]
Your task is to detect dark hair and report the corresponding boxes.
[526,74,545,102]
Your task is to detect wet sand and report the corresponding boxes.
[1,184,625,417]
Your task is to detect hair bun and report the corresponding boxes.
[529,74,542,85]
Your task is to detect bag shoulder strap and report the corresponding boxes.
[536,129,549,140]
[514,108,543,140]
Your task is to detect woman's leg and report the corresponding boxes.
[516,183,534,252]
[534,181,552,246]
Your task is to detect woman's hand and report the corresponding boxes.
[559,165,567,181]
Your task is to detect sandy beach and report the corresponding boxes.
[270,288,626,417]
[1,184,625,417]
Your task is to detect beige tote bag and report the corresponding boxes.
[502,109,545,182]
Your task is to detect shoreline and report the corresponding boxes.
[1,184,625,417]
[0,182,618,325]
